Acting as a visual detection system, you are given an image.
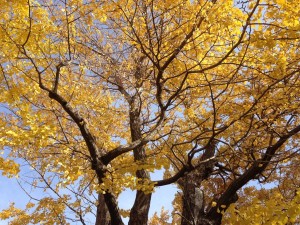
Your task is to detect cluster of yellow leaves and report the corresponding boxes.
[224,188,300,224]
[93,154,170,195]
[149,207,170,225]
[0,197,68,225]
[0,157,19,177]
[0,0,299,223]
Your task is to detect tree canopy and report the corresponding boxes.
[0,0,299,224]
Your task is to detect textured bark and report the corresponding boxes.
[180,167,217,225]
[128,97,152,225]
[178,125,300,225]
[179,141,216,225]
[95,194,111,225]
[128,190,152,225]
[103,192,125,225]
[181,178,206,225]
[94,167,124,225]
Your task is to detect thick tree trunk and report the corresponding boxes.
[103,193,125,225]
[128,98,152,225]
[95,194,111,225]
[180,171,221,225]
[181,177,206,225]
[128,190,152,225]
[95,171,124,225]
[180,141,217,225]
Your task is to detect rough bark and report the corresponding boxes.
[178,125,300,225]
[103,192,124,225]
[179,141,217,225]
[95,194,111,225]
[95,168,124,225]
[128,97,152,225]
[128,190,152,225]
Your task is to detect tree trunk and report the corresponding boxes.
[128,190,152,225]
[180,141,217,225]
[181,178,206,225]
[128,98,152,225]
[93,166,124,225]
[95,193,111,225]
[180,172,220,225]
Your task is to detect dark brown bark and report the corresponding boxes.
[128,98,152,225]
[128,190,152,225]
[178,125,300,225]
[44,83,124,225]
[103,192,124,225]
[95,194,111,225]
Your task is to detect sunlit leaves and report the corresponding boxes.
[0,198,69,225]
[224,188,300,224]
[0,157,20,177]
[0,0,299,224]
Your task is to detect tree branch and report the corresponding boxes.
[207,123,300,218]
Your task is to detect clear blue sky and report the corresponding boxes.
[0,170,178,224]
[0,106,178,224]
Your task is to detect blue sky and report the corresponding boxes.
[0,170,178,225]
[0,104,178,224]
[0,176,29,225]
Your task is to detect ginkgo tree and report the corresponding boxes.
[0,0,299,224]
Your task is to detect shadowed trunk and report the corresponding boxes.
[128,190,152,225]
[179,141,217,225]
[128,97,152,225]
[95,194,111,225]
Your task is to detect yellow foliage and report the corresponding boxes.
[149,207,170,225]
[0,0,299,224]
[224,188,300,224]
[0,158,20,177]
